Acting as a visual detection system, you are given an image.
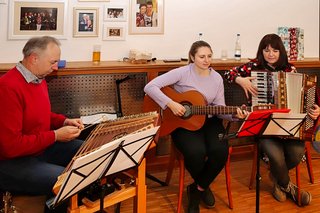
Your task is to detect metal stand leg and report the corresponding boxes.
[146,173,167,186]
[255,139,261,213]
[116,75,167,187]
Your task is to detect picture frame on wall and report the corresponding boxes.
[102,23,126,41]
[73,7,99,37]
[104,4,127,22]
[129,0,164,35]
[8,0,67,40]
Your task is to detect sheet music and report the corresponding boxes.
[262,113,306,137]
[81,113,117,124]
[52,126,160,206]
[237,109,290,137]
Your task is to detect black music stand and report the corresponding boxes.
[48,126,159,212]
[237,111,307,213]
[115,75,167,186]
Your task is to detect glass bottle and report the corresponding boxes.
[234,33,241,61]
[198,32,203,41]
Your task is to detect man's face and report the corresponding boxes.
[33,43,60,78]
[147,5,153,14]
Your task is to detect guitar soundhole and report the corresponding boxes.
[182,104,192,119]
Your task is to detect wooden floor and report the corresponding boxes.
[8,151,320,213]
[106,151,320,213]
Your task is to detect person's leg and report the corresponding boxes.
[260,138,289,187]
[0,157,64,195]
[197,117,228,189]
[194,117,228,209]
[283,139,305,170]
[261,138,311,206]
[260,138,288,202]
[281,139,311,206]
[0,140,83,212]
[171,127,206,213]
[171,128,206,182]
[171,117,227,210]
[38,139,83,167]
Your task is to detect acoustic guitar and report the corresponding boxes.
[143,86,261,137]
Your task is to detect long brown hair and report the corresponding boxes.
[256,33,288,69]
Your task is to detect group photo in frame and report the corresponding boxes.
[129,0,164,34]
[73,7,99,37]
[102,23,126,41]
[8,0,67,40]
[104,4,127,22]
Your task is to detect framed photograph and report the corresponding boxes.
[73,7,99,37]
[102,23,126,41]
[104,4,127,22]
[129,0,164,35]
[8,0,68,40]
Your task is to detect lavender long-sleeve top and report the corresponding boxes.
[144,63,233,121]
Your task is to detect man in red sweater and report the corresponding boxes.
[0,36,84,212]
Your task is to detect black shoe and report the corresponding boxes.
[201,187,215,208]
[187,183,200,213]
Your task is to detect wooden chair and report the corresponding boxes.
[248,141,314,206]
[165,141,233,213]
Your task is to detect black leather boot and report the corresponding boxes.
[200,187,215,208]
[187,183,201,213]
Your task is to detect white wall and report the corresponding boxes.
[0,0,318,63]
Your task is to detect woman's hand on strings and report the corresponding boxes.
[167,100,186,117]
[235,76,258,99]
[235,105,249,119]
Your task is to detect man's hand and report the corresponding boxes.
[55,126,82,142]
[64,118,84,130]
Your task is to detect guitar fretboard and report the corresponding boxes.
[191,105,251,115]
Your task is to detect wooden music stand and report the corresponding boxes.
[237,110,308,213]
[49,126,159,213]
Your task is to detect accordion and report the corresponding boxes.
[251,71,317,138]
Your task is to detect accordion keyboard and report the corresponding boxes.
[251,71,274,105]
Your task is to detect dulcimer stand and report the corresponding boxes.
[47,126,159,213]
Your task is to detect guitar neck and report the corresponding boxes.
[191,105,251,115]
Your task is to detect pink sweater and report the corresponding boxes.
[0,67,66,160]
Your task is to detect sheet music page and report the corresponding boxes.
[262,113,306,136]
[81,113,117,124]
[53,126,160,205]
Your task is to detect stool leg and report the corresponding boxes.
[225,147,233,209]
[305,141,314,183]
[177,158,185,213]
[165,143,177,185]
